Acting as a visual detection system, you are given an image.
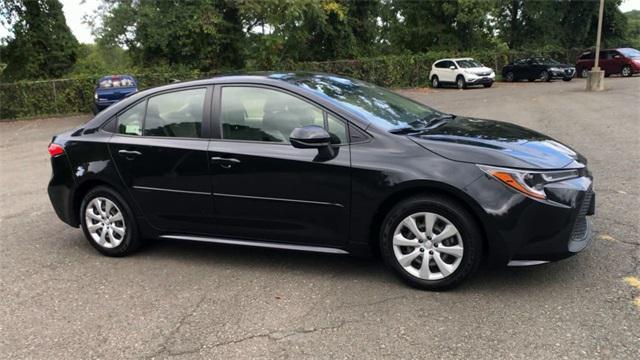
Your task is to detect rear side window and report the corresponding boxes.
[117,101,145,136]
[579,52,594,60]
[434,61,447,68]
[143,88,206,138]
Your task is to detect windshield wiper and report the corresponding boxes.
[410,113,456,128]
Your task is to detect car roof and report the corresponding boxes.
[84,72,376,131]
[434,58,475,62]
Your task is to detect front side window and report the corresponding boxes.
[221,87,324,143]
[117,101,145,136]
[144,88,206,138]
[434,61,447,68]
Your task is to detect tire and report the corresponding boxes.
[80,186,142,257]
[482,82,493,88]
[527,77,536,82]
[580,68,589,78]
[505,72,515,82]
[456,76,466,89]
[380,195,483,290]
[431,76,440,88]
[621,65,632,77]
[562,77,572,82]
[540,71,551,82]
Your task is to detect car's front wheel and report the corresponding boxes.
[483,82,493,88]
[80,186,141,257]
[540,71,551,82]
[380,195,482,290]
[621,65,632,77]
[456,76,466,89]
[562,77,572,82]
[504,71,515,82]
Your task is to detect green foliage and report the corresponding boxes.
[0,48,585,119]
[0,0,79,81]
[626,10,640,48]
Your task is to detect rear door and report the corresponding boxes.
[207,85,352,246]
[108,86,216,234]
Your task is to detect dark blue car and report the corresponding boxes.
[93,75,138,114]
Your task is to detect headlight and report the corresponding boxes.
[478,165,580,200]
[549,67,561,72]
[464,70,478,77]
[94,93,98,100]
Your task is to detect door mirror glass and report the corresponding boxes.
[289,125,331,149]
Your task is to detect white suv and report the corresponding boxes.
[429,58,495,89]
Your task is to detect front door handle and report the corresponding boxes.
[210,156,241,168]
[118,150,142,159]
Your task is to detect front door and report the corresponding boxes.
[109,86,215,234]
[208,85,351,246]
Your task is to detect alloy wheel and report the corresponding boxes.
[622,66,631,77]
[85,197,126,249]
[540,71,550,81]
[581,69,589,78]
[457,78,465,89]
[392,212,464,280]
[506,72,514,82]
[432,77,439,88]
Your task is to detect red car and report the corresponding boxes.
[576,48,640,78]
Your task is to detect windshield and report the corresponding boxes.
[535,57,561,65]
[98,76,136,89]
[283,74,441,130]
[619,48,640,58]
[456,59,482,68]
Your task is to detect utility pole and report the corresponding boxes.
[586,0,605,91]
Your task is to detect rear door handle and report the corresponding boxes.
[118,150,142,158]
[210,156,241,168]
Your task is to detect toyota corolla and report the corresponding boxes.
[47,73,595,289]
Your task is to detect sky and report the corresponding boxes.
[1,0,640,44]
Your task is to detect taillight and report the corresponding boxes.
[48,143,65,157]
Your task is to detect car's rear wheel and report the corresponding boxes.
[505,72,515,82]
[80,186,141,256]
[380,195,482,290]
[431,76,440,88]
[456,76,466,89]
[621,65,632,77]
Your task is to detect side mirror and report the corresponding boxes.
[613,55,621,59]
[289,125,331,149]
[449,66,456,70]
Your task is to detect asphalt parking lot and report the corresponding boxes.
[1,77,639,359]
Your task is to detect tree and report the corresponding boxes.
[1,0,79,81]
[626,10,640,48]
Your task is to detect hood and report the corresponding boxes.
[410,117,586,169]
[547,63,573,68]
[464,67,494,75]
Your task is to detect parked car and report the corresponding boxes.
[48,73,595,290]
[502,57,575,82]
[93,75,138,114]
[576,48,640,78]
[429,58,495,89]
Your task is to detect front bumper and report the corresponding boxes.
[466,171,595,266]
[466,76,494,84]
[550,68,575,78]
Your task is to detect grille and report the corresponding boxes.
[570,192,593,242]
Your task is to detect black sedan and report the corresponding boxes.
[47,73,594,290]
[502,57,576,82]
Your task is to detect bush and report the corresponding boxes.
[1,48,585,119]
